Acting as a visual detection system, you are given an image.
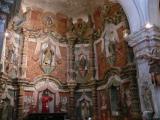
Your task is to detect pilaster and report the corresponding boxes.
[19,28,28,78]
[68,82,77,120]
[67,35,76,82]
[91,81,97,120]
[127,26,160,119]
[89,37,96,80]
[16,79,25,120]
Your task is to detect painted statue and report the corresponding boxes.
[60,96,68,112]
[104,23,119,65]
[76,92,92,120]
[81,99,90,120]
[43,46,53,66]
[41,90,53,113]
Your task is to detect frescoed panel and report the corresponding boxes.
[74,44,90,83]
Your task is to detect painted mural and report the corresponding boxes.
[0,0,140,120]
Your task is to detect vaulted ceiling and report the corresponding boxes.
[22,0,106,19]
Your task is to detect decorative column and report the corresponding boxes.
[16,81,24,120]
[89,36,96,80]
[68,40,76,81]
[66,26,77,120]
[127,26,160,119]
[89,36,98,120]
[17,28,28,120]
[19,28,28,78]
[68,82,77,120]
[91,81,97,120]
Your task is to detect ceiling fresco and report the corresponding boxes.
[22,0,106,19]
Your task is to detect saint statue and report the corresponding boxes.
[41,90,53,113]
[81,99,90,120]
[60,96,67,112]
[43,46,53,66]
[104,23,119,65]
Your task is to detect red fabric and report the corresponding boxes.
[42,95,53,113]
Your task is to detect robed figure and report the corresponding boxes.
[41,90,53,113]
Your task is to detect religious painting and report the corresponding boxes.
[75,92,93,120]
[37,89,55,113]
[75,44,89,82]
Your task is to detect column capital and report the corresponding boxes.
[127,26,160,59]
[127,26,160,47]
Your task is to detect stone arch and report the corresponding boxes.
[148,0,160,27]
[116,0,142,32]
[116,0,160,32]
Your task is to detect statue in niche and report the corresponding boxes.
[81,99,90,120]
[43,46,53,66]
[40,41,61,74]
[41,89,53,113]
[104,23,119,65]
[60,96,68,112]
[76,92,92,120]
[141,82,153,112]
